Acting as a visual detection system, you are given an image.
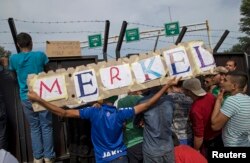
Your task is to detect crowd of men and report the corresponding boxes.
[0,32,249,163]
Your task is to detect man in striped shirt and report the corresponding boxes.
[211,71,250,146]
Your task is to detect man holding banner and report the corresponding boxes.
[28,77,180,163]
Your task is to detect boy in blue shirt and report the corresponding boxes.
[9,33,55,163]
[28,77,180,163]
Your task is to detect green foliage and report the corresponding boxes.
[226,0,250,53]
[225,43,244,53]
[240,0,250,35]
[0,46,11,58]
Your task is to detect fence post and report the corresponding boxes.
[103,20,110,61]
[115,21,127,60]
[213,30,230,53]
[8,18,20,53]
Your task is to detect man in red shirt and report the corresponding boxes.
[182,78,223,157]
[172,132,208,163]
[174,145,208,163]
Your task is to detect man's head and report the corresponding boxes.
[211,66,228,85]
[203,75,214,90]
[220,71,248,94]
[103,95,118,105]
[225,60,237,71]
[167,80,183,93]
[16,32,33,51]
[182,78,206,98]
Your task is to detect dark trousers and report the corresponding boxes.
[203,134,224,158]
[110,155,128,163]
[143,150,175,163]
[127,143,143,163]
[0,93,7,150]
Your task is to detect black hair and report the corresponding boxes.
[227,71,248,89]
[16,32,33,49]
[175,80,183,88]
[103,96,118,104]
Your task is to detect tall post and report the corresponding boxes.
[213,30,230,53]
[206,20,212,49]
[115,21,127,60]
[175,26,187,45]
[168,6,175,43]
[153,31,160,52]
[8,18,20,53]
[103,20,110,61]
[8,17,30,162]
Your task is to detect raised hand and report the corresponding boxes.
[217,88,225,102]
[167,76,182,86]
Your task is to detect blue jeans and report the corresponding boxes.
[179,138,193,147]
[22,99,55,159]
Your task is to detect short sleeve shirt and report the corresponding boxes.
[221,93,250,146]
[79,104,134,162]
[9,51,48,100]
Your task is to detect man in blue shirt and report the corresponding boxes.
[28,77,180,163]
[136,86,175,163]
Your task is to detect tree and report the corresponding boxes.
[0,46,11,58]
[228,0,250,53]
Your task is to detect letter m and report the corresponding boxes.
[39,78,62,97]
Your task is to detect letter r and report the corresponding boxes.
[110,67,121,84]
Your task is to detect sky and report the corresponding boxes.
[0,0,244,59]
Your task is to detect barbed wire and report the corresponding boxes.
[0,37,237,45]
[128,22,163,28]
[185,34,239,40]
[14,19,106,24]
[0,42,14,45]
[0,18,244,34]
[210,29,244,34]
[123,47,151,52]
[143,38,174,44]
[211,42,235,46]
[0,41,49,45]
[0,31,10,34]
[219,48,233,50]
[24,30,103,34]
[0,30,241,41]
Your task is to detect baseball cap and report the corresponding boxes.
[212,66,228,75]
[182,78,206,96]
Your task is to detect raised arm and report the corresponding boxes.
[211,89,229,131]
[28,90,80,118]
[133,77,180,114]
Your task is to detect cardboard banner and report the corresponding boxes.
[46,41,81,57]
[28,41,216,111]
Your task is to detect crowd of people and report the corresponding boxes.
[0,32,249,163]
